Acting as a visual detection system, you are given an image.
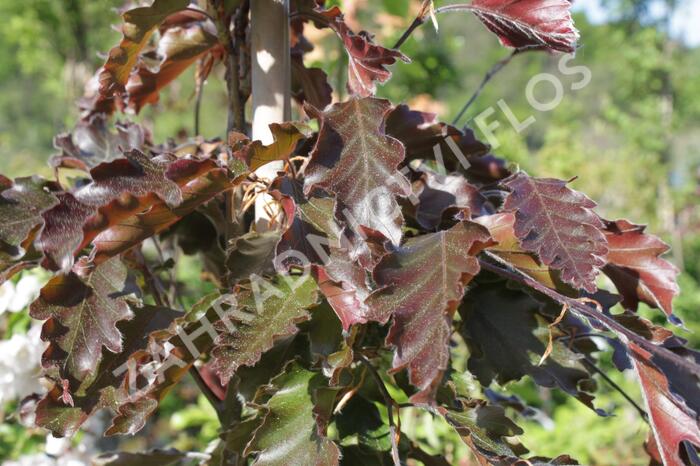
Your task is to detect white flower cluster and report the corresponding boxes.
[0,273,46,406]
[0,324,45,406]
[0,275,42,315]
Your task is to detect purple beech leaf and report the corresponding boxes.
[39,192,97,272]
[52,115,148,171]
[0,176,59,247]
[76,150,183,208]
[291,55,333,110]
[502,173,608,293]
[300,5,409,97]
[314,250,372,332]
[365,221,492,403]
[630,343,700,466]
[412,165,490,229]
[33,304,182,437]
[38,151,218,271]
[30,257,134,383]
[92,168,231,264]
[602,219,680,322]
[441,0,579,53]
[385,104,510,185]
[98,0,190,96]
[104,293,226,436]
[125,18,220,113]
[304,97,411,265]
[459,283,600,412]
[244,361,340,466]
[211,275,319,385]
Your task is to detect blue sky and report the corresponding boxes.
[573,0,700,46]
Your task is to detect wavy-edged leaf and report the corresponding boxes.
[630,343,700,466]
[412,166,489,229]
[315,251,372,332]
[244,361,340,466]
[304,97,410,257]
[365,221,492,402]
[602,219,680,321]
[92,167,232,263]
[476,212,562,290]
[211,275,319,385]
[234,123,306,171]
[98,0,190,96]
[330,18,409,97]
[38,193,97,272]
[502,173,608,293]
[385,104,509,185]
[459,283,599,411]
[52,115,148,171]
[76,150,183,208]
[33,304,182,437]
[0,176,58,247]
[39,151,218,271]
[30,257,134,382]
[437,398,527,464]
[291,55,333,109]
[441,0,579,53]
[125,17,219,113]
[104,294,225,436]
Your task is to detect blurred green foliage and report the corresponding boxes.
[0,1,699,465]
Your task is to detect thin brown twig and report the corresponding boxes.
[478,250,700,379]
[358,354,401,466]
[189,366,224,415]
[451,48,523,126]
[580,356,649,423]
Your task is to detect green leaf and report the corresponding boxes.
[245,361,340,466]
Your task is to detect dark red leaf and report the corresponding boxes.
[124,18,219,113]
[38,192,97,272]
[291,55,333,109]
[33,304,181,437]
[502,173,608,292]
[30,257,134,382]
[602,219,680,321]
[385,104,510,184]
[365,221,492,402]
[97,0,189,96]
[630,343,700,466]
[91,168,231,263]
[304,97,410,265]
[52,115,148,171]
[459,283,600,412]
[412,166,489,229]
[443,0,579,53]
[0,176,59,247]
